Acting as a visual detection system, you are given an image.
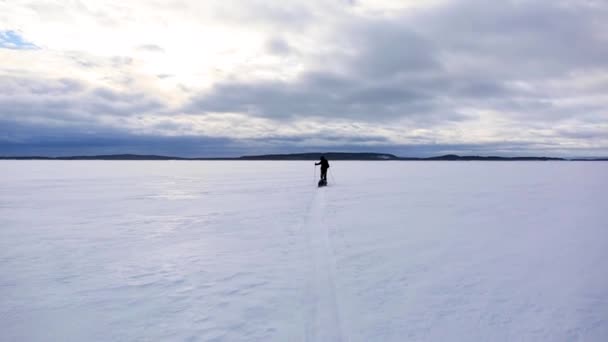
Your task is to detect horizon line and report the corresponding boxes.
[1,152,607,161]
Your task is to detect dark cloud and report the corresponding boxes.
[555,127,608,140]
[0,77,85,95]
[248,131,391,145]
[419,0,608,76]
[0,117,531,157]
[346,20,440,77]
[185,71,452,122]
[0,118,243,157]
[0,116,396,157]
[186,0,608,129]
[2,114,604,157]
[0,76,166,124]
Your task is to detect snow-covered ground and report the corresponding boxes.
[1,161,607,341]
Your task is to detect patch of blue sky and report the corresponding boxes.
[0,30,38,50]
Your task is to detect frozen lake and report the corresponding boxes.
[1,161,607,341]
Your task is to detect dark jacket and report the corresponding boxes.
[316,159,330,170]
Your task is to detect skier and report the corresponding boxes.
[315,156,330,185]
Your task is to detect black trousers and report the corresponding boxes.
[320,168,328,180]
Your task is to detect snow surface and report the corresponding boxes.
[1,161,607,341]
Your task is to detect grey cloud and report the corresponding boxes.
[2,114,603,158]
[186,75,445,122]
[138,44,165,52]
[110,56,133,67]
[213,1,316,31]
[346,20,440,78]
[66,52,133,70]
[250,131,391,145]
[266,37,291,55]
[3,0,608,157]
[70,57,98,69]
[0,76,166,125]
[555,126,608,140]
[420,0,608,76]
[186,0,608,134]
[0,115,542,158]
[0,118,243,157]
[0,116,394,158]
[0,77,85,95]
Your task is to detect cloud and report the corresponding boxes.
[0,76,166,132]
[0,0,607,157]
[184,1,608,149]
[266,37,291,55]
[0,118,243,157]
[137,44,165,53]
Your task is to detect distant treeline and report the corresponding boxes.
[239,152,398,160]
[1,153,606,161]
[0,154,230,161]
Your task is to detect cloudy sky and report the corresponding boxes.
[1,0,607,157]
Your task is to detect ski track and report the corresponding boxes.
[304,186,347,342]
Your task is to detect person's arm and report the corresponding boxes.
[315,162,320,165]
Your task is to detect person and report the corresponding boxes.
[315,156,330,182]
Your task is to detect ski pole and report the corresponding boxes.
[313,164,317,184]
[329,168,336,185]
